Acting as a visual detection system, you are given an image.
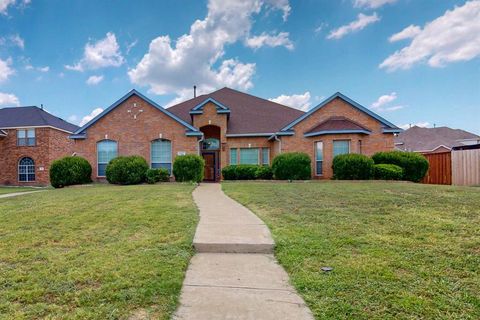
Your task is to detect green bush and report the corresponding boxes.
[145,168,170,184]
[372,151,429,182]
[221,165,273,180]
[106,156,149,185]
[255,166,273,180]
[332,154,374,180]
[49,156,92,188]
[373,164,403,180]
[173,154,204,182]
[272,152,311,180]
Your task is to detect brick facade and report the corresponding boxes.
[72,95,199,181]
[0,127,75,186]
[0,90,397,186]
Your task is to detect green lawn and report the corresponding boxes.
[0,187,39,195]
[222,181,480,320]
[0,184,198,320]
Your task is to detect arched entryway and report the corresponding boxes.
[200,125,221,181]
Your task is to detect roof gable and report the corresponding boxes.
[280,92,401,133]
[73,89,201,136]
[168,87,305,135]
[190,97,231,115]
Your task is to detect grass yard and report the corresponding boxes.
[0,187,39,195]
[222,181,480,320]
[0,184,198,320]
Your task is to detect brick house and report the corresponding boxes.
[70,88,401,182]
[0,106,78,186]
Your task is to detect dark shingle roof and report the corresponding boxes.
[0,106,79,133]
[167,87,305,134]
[395,126,480,152]
[305,116,371,134]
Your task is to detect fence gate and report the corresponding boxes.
[452,149,480,186]
[421,152,452,185]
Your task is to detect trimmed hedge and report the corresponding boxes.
[106,156,149,185]
[173,154,204,182]
[373,164,403,180]
[255,165,273,180]
[332,154,374,180]
[146,168,170,184]
[49,156,92,188]
[221,165,273,180]
[272,152,311,180]
[372,151,429,182]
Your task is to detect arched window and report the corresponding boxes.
[18,157,35,182]
[151,139,172,174]
[97,140,117,177]
[202,138,220,150]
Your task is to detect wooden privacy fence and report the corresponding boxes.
[452,149,480,186]
[421,152,452,185]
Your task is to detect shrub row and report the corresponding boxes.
[222,165,273,180]
[332,151,428,182]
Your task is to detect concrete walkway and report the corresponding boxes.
[0,190,43,199]
[174,184,313,320]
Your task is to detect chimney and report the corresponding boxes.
[40,104,43,110]
[193,85,197,98]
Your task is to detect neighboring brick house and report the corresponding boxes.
[0,107,78,186]
[395,126,480,153]
[70,88,401,182]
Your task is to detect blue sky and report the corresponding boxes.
[0,0,479,133]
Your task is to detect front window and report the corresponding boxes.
[97,140,117,177]
[17,129,35,146]
[202,138,220,150]
[239,148,259,164]
[333,140,350,157]
[18,157,35,182]
[151,139,172,174]
[315,141,323,176]
[230,148,238,165]
[262,148,270,165]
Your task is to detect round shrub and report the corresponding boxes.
[173,154,204,182]
[50,156,92,188]
[332,154,374,180]
[272,152,311,180]
[235,165,258,180]
[221,165,237,180]
[372,151,429,182]
[255,166,273,180]
[146,168,170,184]
[373,164,403,180]
[106,155,149,185]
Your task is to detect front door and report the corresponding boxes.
[203,153,216,181]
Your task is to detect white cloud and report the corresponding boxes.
[0,0,29,14]
[269,91,311,111]
[0,92,20,106]
[67,115,78,123]
[354,0,397,9]
[126,39,138,54]
[86,74,104,85]
[389,25,421,42]
[371,92,404,112]
[79,107,104,126]
[65,32,124,72]
[399,122,430,130]
[0,57,14,82]
[129,0,290,100]
[245,32,293,50]
[37,66,49,72]
[0,34,24,48]
[371,92,397,109]
[327,13,380,40]
[381,1,480,71]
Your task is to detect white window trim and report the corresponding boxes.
[262,147,270,165]
[97,139,118,178]
[332,139,351,158]
[314,141,323,176]
[18,157,35,182]
[150,139,173,176]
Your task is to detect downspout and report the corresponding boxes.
[197,133,204,156]
[274,134,282,154]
